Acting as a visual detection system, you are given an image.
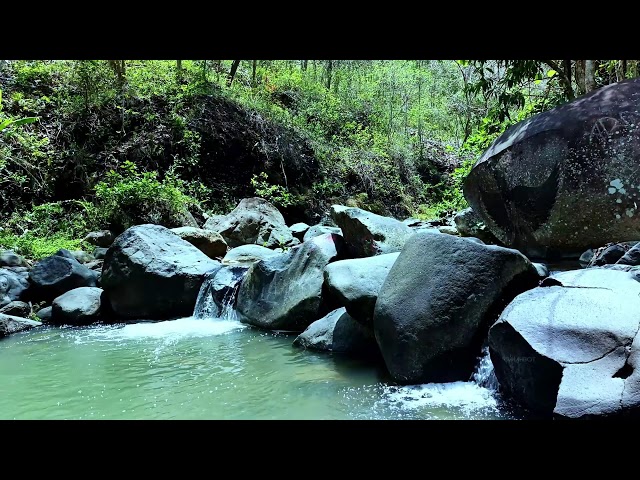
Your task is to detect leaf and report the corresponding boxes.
[11,117,38,127]
[547,69,557,78]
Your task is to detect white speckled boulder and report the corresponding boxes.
[464,77,640,258]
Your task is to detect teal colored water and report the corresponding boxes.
[0,318,513,420]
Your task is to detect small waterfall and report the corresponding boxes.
[218,280,241,321]
[193,271,218,319]
[193,268,246,321]
[470,346,499,391]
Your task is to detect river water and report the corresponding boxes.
[0,317,516,420]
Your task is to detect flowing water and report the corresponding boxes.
[0,273,518,420]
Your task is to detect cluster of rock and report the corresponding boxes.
[7,74,640,422]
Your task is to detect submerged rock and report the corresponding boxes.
[323,253,399,325]
[293,307,379,356]
[101,224,220,319]
[373,232,539,384]
[464,77,640,258]
[489,268,640,418]
[51,287,103,326]
[236,233,345,331]
[330,205,413,257]
[0,314,40,338]
[203,197,297,248]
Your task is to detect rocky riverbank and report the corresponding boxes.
[5,78,640,419]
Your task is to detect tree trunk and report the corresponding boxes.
[417,76,423,158]
[302,60,308,71]
[325,60,333,90]
[108,60,126,85]
[252,60,257,87]
[575,60,586,95]
[616,60,627,82]
[585,60,596,92]
[227,60,241,87]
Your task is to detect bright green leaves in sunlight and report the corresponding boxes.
[0,89,39,133]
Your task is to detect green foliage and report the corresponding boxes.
[94,161,197,232]
[0,231,87,260]
[0,200,94,260]
[4,201,95,238]
[250,172,295,208]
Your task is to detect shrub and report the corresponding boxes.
[94,160,197,232]
[250,172,296,208]
[0,231,87,260]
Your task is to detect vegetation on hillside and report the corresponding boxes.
[0,59,634,259]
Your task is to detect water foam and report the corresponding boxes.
[69,317,244,345]
[376,346,501,417]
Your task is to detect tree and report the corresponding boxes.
[108,60,126,85]
[325,60,333,90]
[227,60,241,87]
[462,60,637,125]
[252,60,257,87]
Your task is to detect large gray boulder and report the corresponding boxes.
[293,307,379,356]
[203,197,297,248]
[236,233,345,331]
[464,77,640,258]
[0,250,27,267]
[323,253,399,325]
[101,224,220,319]
[222,244,281,264]
[28,255,98,302]
[373,232,539,384]
[303,225,342,242]
[330,205,413,257]
[489,268,640,418]
[0,267,29,308]
[0,301,31,318]
[171,226,228,259]
[51,287,103,326]
[0,314,40,338]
